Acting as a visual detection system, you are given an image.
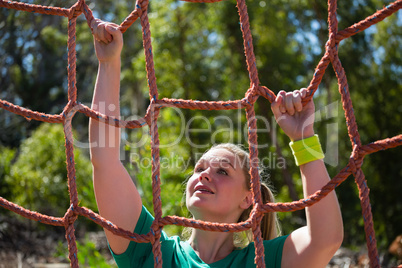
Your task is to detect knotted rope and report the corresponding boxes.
[0,0,401,267]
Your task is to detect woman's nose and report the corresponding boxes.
[198,169,211,182]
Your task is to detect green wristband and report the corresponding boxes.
[289,134,324,166]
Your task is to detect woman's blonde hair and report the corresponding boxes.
[208,143,281,244]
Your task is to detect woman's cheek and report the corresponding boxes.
[186,177,197,196]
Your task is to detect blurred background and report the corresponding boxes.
[0,0,401,266]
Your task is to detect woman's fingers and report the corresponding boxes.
[300,88,307,98]
[105,24,122,43]
[271,92,284,118]
[91,19,103,42]
[273,89,305,115]
[285,91,296,115]
[278,90,287,114]
[293,90,302,113]
[90,18,97,33]
[91,19,113,44]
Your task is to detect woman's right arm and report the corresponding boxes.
[89,19,142,254]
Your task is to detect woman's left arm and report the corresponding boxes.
[271,89,343,268]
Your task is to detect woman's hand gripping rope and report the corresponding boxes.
[91,18,123,63]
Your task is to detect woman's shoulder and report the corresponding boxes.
[263,235,289,247]
[244,235,289,249]
[242,235,289,267]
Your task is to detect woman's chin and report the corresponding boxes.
[187,195,213,207]
[187,201,216,217]
[187,200,209,211]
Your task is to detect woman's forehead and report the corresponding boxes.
[198,149,239,167]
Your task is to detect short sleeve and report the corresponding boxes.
[109,206,168,267]
[263,235,288,268]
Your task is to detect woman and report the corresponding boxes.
[89,19,343,267]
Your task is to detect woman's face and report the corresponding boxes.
[186,148,252,222]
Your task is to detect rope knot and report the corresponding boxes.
[149,222,162,244]
[348,145,363,175]
[63,204,78,227]
[145,99,161,126]
[249,202,263,229]
[68,1,83,19]
[242,86,258,108]
[135,0,148,16]
[325,39,338,62]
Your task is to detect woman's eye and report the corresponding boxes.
[217,168,228,175]
[195,167,204,173]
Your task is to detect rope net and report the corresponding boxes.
[0,0,401,267]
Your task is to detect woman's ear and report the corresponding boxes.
[240,191,253,210]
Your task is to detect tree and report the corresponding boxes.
[6,123,95,217]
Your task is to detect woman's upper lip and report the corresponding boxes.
[194,184,215,194]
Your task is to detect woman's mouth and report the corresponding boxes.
[194,185,214,194]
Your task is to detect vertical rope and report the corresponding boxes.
[236,0,260,88]
[354,170,380,267]
[140,1,158,102]
[64,110,79,206]
[139,0,163,265]
[349,148,380,267]
[150,101,163,268]
[64,206,79,268]
[246,105,265,268]
[64,108,79,267]
[67,16,78,103]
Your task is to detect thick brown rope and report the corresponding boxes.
[0,0,401,267]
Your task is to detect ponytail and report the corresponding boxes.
[259,182,280,240]
[238,181,280,242]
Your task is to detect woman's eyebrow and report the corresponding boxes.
[220,159,235,170]
[195,159,206,166]
[196,157,235,170]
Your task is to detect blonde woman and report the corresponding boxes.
[89,19,343,268]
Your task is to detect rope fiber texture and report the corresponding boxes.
[1,0,402,267]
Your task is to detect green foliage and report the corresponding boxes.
[126,141,191,236]
[5,123,96,216]
[55,236,116,267]
[0,145,16,199]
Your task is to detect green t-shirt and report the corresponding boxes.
[110,206,288,268]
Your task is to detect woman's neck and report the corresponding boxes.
[188,229,235,264]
